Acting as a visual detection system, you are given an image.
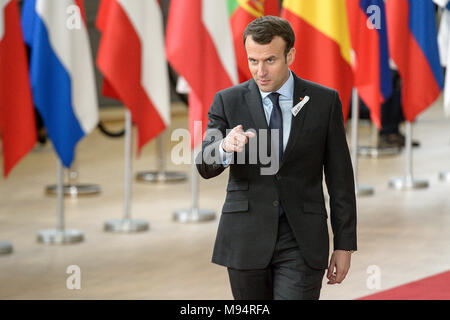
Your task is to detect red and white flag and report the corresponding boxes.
[96,0,170,152]
[166,0,238,148]
[0,0,36,177]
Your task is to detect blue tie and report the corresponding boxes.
[268,92,283,163]
[268,92,284,217]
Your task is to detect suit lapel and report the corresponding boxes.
[280,74,309,168]
[245,79,269,131]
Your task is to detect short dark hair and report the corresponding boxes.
[243,16,295,57]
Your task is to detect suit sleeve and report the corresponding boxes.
[324,91,357,252]
[195,92,230,179]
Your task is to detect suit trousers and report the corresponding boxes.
[227,214,325,300]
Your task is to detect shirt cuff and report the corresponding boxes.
[219,139,233,167]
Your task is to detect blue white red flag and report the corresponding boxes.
[21,0,98,167]
[386,0,444,121]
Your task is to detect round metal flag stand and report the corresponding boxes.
[136,131,187,183]
[439,171,450,182]
[173,147,215,223]
[358,146,402,158]
[45,160,101,197]
[104,109,149,233]
[350,89,374,196]
[0,241,13,255]
[388,121,428,190]
[358,124,402,158]
[37,157,84,244]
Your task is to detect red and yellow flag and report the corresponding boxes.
[228,0,279,83]
[281,0,353,121]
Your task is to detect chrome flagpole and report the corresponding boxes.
[45,158,101,197]
[136,76,189,183]
[37,156,84,244]
[439,130,450,181]
[351,88,374,196]
[357,122,401,158]
[173,146,215,223]
[389,121,428,190]
[135,130,187,182]
[104,109,149,232]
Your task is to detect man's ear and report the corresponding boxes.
[287,47,296,66]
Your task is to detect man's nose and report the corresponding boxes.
[257,63,267,77]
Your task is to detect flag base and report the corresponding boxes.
[357,146,401,158]
[388,177,429,190]
[104,219,149,233]
[0,241,13,255]
[45,184,101,197]
[173,208,216,223]
[439,171,450,182]
[37,229,84,244]
[356,185,374,197]
[135,171,187,183]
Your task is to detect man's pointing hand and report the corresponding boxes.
[222,125,256,153]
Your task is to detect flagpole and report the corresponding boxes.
[0,241,13,255]
[104,109,149,232]
[389,121,428,190]
[357,122,401,158]
[136,130,187,183]
[45,158,101,197]
[37,156,84,244]
[351,88,374,196]
[173,146,215,223]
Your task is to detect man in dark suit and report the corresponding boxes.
[196,16,357,300]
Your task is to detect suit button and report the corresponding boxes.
[273,201,279,207]
[275,174,281,181]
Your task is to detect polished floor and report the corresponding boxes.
[0,98,450,300]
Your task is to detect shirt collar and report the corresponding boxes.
[259,70,294,101]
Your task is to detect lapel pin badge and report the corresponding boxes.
[291,95,310,117]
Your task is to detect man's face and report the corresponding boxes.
[245,35,295,93]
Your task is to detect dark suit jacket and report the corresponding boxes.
[196,72,357,270]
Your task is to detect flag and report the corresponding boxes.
[227,0,279,83]
[97,0,170,152]
[166,0,238,148]
[386,0,444,121]
[21,0,98,168]
[0,0,36,177]
[435,0,450,116]
[347,0,392,128]
[281,0,353,121]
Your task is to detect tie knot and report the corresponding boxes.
[268,92,280,106]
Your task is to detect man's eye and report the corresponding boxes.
[267,58,274,63]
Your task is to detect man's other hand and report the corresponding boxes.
[326,250,352,285]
